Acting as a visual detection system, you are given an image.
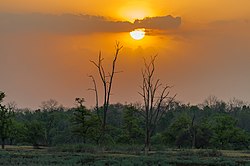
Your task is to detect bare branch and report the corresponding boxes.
[89,42,123,136]
[89,60,99,68]
[88,75,101,123]
[87,88,95,91]
[140,55,175,153]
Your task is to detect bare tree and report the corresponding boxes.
[228,97,246,112]
[138,56,176,155]
[40,99,60,111]
[203,95,219,109]
[202,95,226,112]
[6,101,18,113]
[89,42,123,142]
[0,92,5,102]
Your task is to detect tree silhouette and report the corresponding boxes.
[0,92,5,103]
[38,99,62,146]
[0,92,14,149]
[72,98,99,143]
[138,56,175,155]
[89,42,123,143]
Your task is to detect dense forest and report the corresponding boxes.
[1,92,250,150]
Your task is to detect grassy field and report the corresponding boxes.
[0,145,250,166]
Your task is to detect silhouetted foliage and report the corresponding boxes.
[72,98,100,144]
[118,105,144,144]
[0,94,249,151]
[25,120,44,148]
[0,92,14,149]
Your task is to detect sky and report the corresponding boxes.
[1,0,250,109]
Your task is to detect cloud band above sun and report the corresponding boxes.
[0,13,181,35]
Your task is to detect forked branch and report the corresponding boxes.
[89,42,123,136]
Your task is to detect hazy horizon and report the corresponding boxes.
[1,1,250,109]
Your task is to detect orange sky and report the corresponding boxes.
[1,0,250,21]
[1,1,250,108]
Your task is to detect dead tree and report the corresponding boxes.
[89,42,123,142]
[138,56,176,155]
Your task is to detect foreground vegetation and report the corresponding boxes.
[1,145,250,166]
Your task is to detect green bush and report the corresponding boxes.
[196,149,222,157]
[49,144,99,153]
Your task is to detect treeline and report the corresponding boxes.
[1,95,250,150]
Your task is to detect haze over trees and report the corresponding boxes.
[0,97,249,150]
[0,46,249,156]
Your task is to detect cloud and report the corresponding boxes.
[0,13,181,35]
[134,15,181,30]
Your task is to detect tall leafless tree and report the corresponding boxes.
[138,55,176,155]
[89,42,123,142]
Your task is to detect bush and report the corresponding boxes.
[196,149,222,157]
[49,144,99,153]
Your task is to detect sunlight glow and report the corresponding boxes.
[118,3,154,22]
[130,28,146,40]
[126,10,147,21]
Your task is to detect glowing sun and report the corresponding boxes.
[130,28,145,40]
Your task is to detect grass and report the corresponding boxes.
[0,145,250,165]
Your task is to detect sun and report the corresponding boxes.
[130,28,146,40]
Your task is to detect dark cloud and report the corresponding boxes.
[0,13,181,35]
[134,15,181,30]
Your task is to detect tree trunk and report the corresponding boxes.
[192,129,196,149]
[144,127,150,155]
[1,138,5,149]
[102,110,107,132]
[10,138,13,145]
[83,133,86,144]
[100,109,107,144]
[33,143,40,149]
[44,129,48,146]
